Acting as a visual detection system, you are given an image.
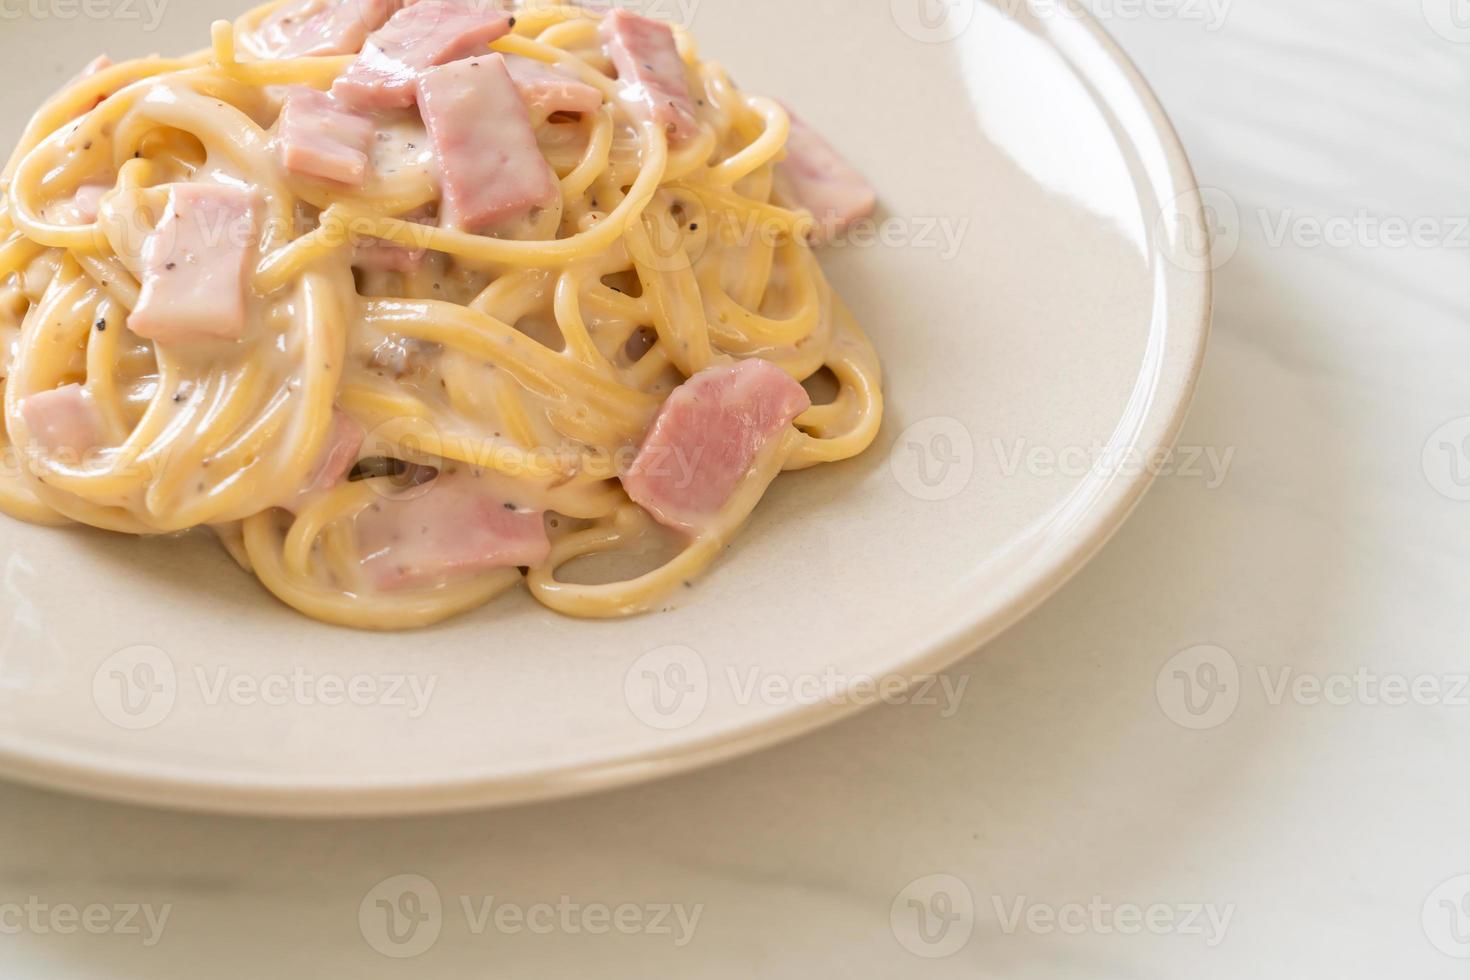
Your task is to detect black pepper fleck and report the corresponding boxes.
[94,318,106,331]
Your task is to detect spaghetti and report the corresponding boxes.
[0,0,883,629]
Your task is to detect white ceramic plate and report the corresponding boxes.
[0,0,1210,815]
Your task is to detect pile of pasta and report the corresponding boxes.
[0,0,883,629]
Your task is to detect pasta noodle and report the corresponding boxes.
[0,0,884,629]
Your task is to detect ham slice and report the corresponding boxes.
[355,468,550,589]
[622,359,810,535]
[307,409,365,493]
[503,54,602,118]
[417,55,557,229]
[128,184,260,344]
[355,238,428,274]
[777,108,876,245]
[250,0,401,59]
[20,384,103,457]
[354,206,432,273]
[277,86,375,185]
[48,183,107,225]
[332,1,514,110]
[598,9,697,141]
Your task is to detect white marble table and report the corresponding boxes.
[3,0,1469,975]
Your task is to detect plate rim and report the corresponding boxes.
[0,3,1213,816]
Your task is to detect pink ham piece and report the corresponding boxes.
[355,238,427,274]
[128,184,260,344]
[48,183,107,225]
[599,9,697,141]
[622,359,811,535]
[355,468,550,589]
[777,108,876,245]
[354,206,433,273]
[332,1,514,110]
[503,54,602,118]
[306,409,365,493]
[417,54,557,229]
[251,0,401,59]
[20,384,103,457]
[277,86,374,185]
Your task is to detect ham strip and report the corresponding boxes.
[48,183,107,225]
[277,86,375,185]
[777,107,876,245]
[356,468,551,589]
[249,0,402,59]
[503,54,603,119]
[622,359,811,535]
[598,9,697,141]
[417,54,558,230]
[332,0,514,110]
[307,409,366,493]
[128,184,260,344]
[20,384,103,457]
